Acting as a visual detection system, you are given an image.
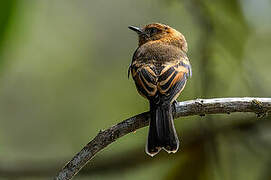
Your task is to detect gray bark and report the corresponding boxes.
[55,97,271,180]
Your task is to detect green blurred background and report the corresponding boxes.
[0,0,271,179]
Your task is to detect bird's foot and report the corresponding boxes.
[172,100,178,116]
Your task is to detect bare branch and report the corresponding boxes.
[55,97,271,180]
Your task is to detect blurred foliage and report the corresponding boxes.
[0,0,270,179]
[0,0,17,67]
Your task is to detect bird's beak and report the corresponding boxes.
[128,26,143,34]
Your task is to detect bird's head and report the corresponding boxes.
[129,23,187,52]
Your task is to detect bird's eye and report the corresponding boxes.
[148,28,158,35]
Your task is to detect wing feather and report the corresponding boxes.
[131,63,158,98]
[158,60,189,102]
[129,44,191,102]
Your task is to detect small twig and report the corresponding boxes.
[55,97,271,180]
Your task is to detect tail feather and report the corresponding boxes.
[146,102,179,156]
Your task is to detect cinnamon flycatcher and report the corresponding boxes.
[128,23,191,156]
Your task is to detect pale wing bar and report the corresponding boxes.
[131,63,158,98]
[158,61,190,102]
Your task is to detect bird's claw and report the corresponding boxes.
[251,99,266,118]
[172,100,178,116]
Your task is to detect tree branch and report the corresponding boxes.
[55,97,271,180]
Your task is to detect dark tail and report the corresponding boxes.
[146,102,179,156]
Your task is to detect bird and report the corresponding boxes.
[128,23,192,156]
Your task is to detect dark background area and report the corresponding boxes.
[0,0,271,179]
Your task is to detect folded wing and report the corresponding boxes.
[130,57,191,103]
